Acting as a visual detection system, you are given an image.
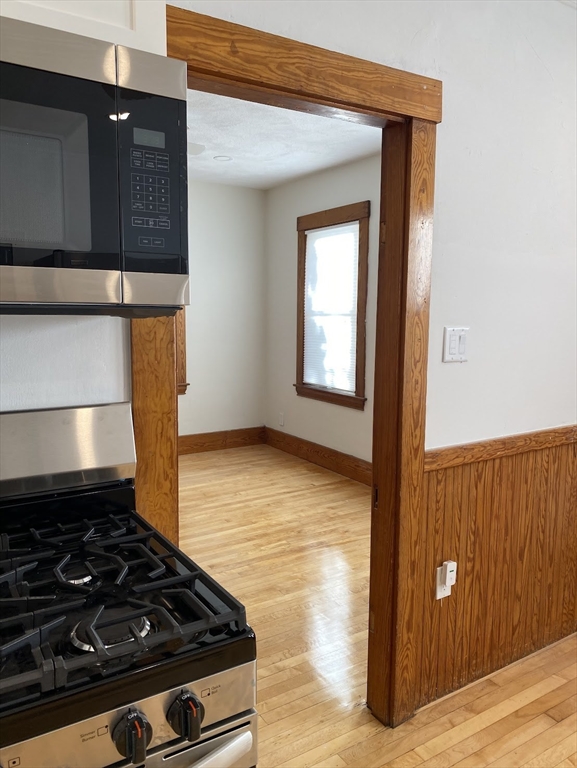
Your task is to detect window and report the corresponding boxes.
[295,201,370,410]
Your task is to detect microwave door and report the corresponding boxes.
[0,62,121,305]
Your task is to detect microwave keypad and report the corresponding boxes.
[131,217,171,229]
[131,173,170,215]
[138,236,165,248]
[125,142,179,255]
[130,149,170,172]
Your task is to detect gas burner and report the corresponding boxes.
[62,564,93,587]
[54,554,98,593]
[70,615,152,653]
[67,574,92,586]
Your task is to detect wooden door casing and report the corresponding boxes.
[131,315,179,545]
[131,5,441,726]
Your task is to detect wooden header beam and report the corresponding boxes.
[166,5,442,124]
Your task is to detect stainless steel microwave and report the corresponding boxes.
[0,18,189,316]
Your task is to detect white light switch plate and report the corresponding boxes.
[443,327,469,362]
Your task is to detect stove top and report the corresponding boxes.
[0,483,248,715]
[0,405,257,765]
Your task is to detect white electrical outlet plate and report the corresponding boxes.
[436,565,452,600]
[279,412,284,426]
[443,327,469,362]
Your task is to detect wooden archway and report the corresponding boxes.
[131,5,441,727]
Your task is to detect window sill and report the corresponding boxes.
[294,384,366,411]
[177,382,189,396]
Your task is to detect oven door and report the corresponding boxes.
[0,59,121,305]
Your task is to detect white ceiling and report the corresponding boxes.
[186,91,382,190]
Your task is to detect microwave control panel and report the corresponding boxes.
[118,91,187,275]
[130,152,171,249]
[124,147,178,254]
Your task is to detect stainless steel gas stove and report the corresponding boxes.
[0,403,257,768]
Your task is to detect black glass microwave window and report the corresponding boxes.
[0,100,91,251]
[0,62,120,270]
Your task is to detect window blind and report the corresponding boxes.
[303,221,359,393]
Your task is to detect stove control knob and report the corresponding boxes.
[112,708,152,764]
[167,690,205,742]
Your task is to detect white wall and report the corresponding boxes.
[265,156,380,462]
[176,0,577,450]
[178,181,266,435]
[3,0,575,449]
[0,0,167,414]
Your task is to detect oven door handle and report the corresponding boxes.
[189,730,253,768]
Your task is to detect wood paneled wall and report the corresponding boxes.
[416,437,577,709]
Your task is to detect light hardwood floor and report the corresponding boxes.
[179,445,577,768]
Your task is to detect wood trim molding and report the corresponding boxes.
[265,428,372,486]
[295,201,370,410]
[175,307,189,396]
[296,201,370,231]
[131,316,179,544]
[367,123,408,725]
[179,427,266,455]
[388,120,436,726]
[368,119,437,726]
[355,211,369,401]
[294,385,366,410]
[183,70,393,129]
[178,423,577,476]
[166,6,442,124]
[424,424,577,472]
[296,229,306,390]
[178,426,372,486]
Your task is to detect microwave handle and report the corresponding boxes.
[189,730,253,768]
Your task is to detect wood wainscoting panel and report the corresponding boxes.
[131,316,179,544]
[179,427,266,455]
[417,439,577,708]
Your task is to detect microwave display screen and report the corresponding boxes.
[133,127,165,149]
